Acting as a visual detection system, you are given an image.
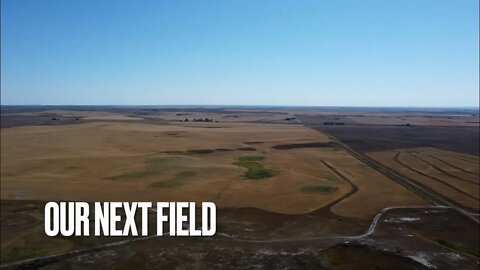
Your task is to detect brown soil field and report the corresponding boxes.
[410,152,479,184]
[1,121,335,214]
[1,107,296,128]
[344,115,479,127]
[3,107,479,268]
[1,116,424,216]
[327,152,425,218]
[297,110,479,127]
[368,148,480,209]
[424,149,480,174]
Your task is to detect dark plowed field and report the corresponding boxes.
[305,125,479,156]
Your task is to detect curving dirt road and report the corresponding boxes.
[0,205,454,269]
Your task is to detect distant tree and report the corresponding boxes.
[184,118,189,122]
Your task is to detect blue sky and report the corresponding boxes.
[1,0,478,106]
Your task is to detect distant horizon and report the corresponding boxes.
[1,104,479,110]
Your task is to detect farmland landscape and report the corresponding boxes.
[2,1,479,268]
[1,106,479,269]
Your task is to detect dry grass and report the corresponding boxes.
[368,148,479,209]
[1,121,347,214]
[2,113,425,216]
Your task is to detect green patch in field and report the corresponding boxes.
[301,184,338,194]
[107,157,185,180]
[150,171,198,188]
[234,156,273,179]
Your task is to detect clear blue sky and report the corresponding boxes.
[1,0,479,106]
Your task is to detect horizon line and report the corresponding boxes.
[1,104,479,109]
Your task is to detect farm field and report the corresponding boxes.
[368,148,479,209]
[1,113,423,215]
[1,106,479,269]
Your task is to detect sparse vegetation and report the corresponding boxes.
[1,240,72,263]
[234,156,273,179]
[150,171,198,188]
[107,157,184,180]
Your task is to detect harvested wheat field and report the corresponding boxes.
[368,148,480,209]
[1,121,334,214]
[1,107,479,269]
[1,117,423,216]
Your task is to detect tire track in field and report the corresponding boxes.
[393,152,479,201]
[216,159,360,212]
[409,152,478,184]
[423,153,479,176]
[308,131,478,223]
[449,155,480,165]
[215,181,233,201]
[318,160,359,211]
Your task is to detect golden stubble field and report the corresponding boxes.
[368,148,480,209]
[1,111,424,217]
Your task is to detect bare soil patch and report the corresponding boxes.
[300,115,479,156]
